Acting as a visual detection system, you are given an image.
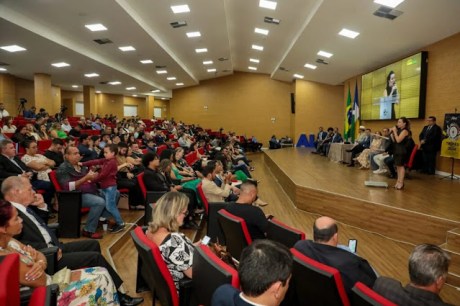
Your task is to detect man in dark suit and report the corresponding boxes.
[0,139,54,217]
[373,244,451,306]
[293,216,377,297]
[1,176,143,306]
[212,240,293,306]
[419,116,443,175]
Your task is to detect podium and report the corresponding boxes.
[374,96,398,119]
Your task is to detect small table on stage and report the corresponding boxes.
[328,143,355,164]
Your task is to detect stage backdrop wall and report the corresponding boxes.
[345,31,460,175]
[294,80,344,142]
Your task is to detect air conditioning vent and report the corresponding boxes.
[316,58,329,65]
[279,67,289,71]
[0,62,10,66]
[222,69,232,73]
[218,57,229,62]
[170,21,187,28]
[264,16,280,25]
[93,38,113,45]
[99,81,109,85]
[373,6,403,20]
[155,65,167,69]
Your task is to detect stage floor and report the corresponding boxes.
[264,147,460,247]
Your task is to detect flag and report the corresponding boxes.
[344,86,352,142]
[352,82,360,142]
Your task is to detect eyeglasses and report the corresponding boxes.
[180,210,189,216]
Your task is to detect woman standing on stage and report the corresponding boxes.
[390,117,411,190]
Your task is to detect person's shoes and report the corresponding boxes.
[81,230,103,239]
[109,223,125,234]
[129,205,145,210]
[118,292,144,306]
[253,198,268,207]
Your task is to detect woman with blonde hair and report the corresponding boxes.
[146,192,195,290]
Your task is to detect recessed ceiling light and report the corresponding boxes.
[108,81,121,85]
[249,58,260,63]
[195,48,208,53]
[84,73,99,78]
[126,87,136,90]
[156,70,168,74]
[132,94,138,97]
[338,28,360,39]
[71,85,79,88]
[118,46,136,52]
[0,68,7,72]
[167,77,177,80]
[0,45,26,52]
[259,0,277,10]
[96,90,101,93]
[207,68,217,73]
[304,63,317,70]
[85,23,107,32]
[254,28,269,35]
[252,44,264,51]
[151,89,160,93]
[374,0,404,8]
[140,59,153,64]
[176,83,184,86]
[171,4,190,14]
[248,66,257,71]
[51,62,70,68]
[293,74,304,79]
[186,31,201,38]
[317,50,333,58]
[203,60,213,65]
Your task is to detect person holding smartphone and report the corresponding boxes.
[293,216,377,297]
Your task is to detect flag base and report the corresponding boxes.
[364,180,389,188]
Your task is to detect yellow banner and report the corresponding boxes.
[441,138,460,159]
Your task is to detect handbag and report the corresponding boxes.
[209,241,238,270]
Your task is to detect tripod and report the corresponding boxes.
[441,157,460,180]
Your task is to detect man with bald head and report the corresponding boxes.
[294,216,377,296]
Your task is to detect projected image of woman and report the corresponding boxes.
[383,71,399,119]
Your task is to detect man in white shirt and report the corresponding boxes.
[201,162,239,203]
[0,102,10,119]
[60,118,72,132]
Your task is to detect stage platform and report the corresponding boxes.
[264,147,460,246]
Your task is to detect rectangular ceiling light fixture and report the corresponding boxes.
[317,50,333,58]
[195,48,208,53]
[374,0,405,8]
[248,66,257,71]
[126,87,136,90]
[249,58,260,63]
[252,44,264,51]
[293,74,304,79]
[84,73,100,78]
[156,70,168,74]
[338,28,360,39]
[171,5,190,13]
[203,60,213,65]
[186,31,201,38]
[140,59,153,64]
[51,62,70,68]
[108,81,121,85]
[207,68,217,73]
[255,28,269,35]
[118,46,136,51]
[167,77,177,80]
[85,23,107,31]
[176,83,184,86]
[304,63,317,70]
[0,45,26,52]
[259,0,277,10]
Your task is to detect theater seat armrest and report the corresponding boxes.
[48,223,59,236]
[39,246,59,274]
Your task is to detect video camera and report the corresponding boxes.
[19,98,27,105]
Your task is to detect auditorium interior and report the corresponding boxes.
[1,0,460,305]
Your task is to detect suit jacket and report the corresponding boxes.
[0,154,31,179]
[294,240,377,296]
[211,284,252,306]
[14,208,57,250]
[419,124,443,152]
[143,168,171,192]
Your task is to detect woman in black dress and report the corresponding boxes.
[390,117,411,190]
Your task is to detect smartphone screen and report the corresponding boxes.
[348,239,357,253]
[202,235,211,245]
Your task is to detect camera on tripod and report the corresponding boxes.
[19,98,27,105]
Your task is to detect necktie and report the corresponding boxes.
[25,206,60,246]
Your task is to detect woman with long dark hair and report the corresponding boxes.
[384,71,400,119]
[390,117,412,190]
